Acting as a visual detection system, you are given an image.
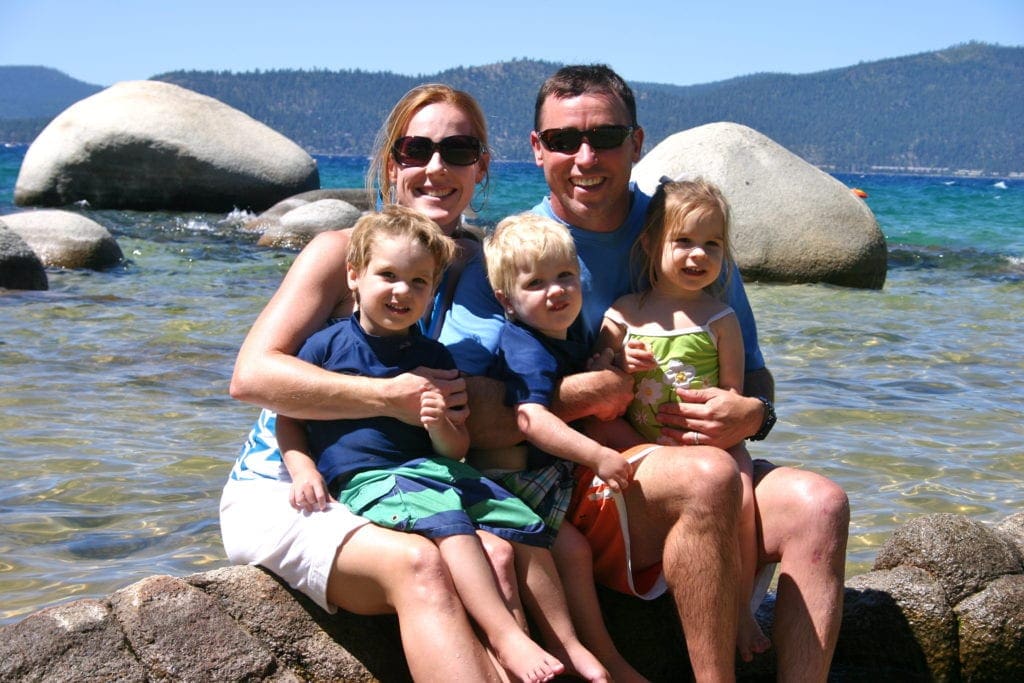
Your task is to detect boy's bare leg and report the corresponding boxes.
[552,523,649,682]
[435,534,564,683]
[513,542,611,683]
[479,530,527,629]
[729,445,770,662]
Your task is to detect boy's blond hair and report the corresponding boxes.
[347,205,456,287]
[484,213,578,299]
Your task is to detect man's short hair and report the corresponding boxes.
[533,64,638,130]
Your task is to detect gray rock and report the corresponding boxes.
[0,220,47,290]
[875,513,1023,604]
[632,122,887,289]
[996,511,1024,558]
[14,80,319,212]
[192,565,409,681]
[840,566,959,681]
[109,574,277,681]
[2,210,122,270]
[242,188,372,234]
[256,198,362,249]
[0,599,146,682]
[955,574,1024,682]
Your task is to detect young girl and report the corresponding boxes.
[595,179,771,662]
[278,206,609,683]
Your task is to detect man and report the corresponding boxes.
[523,64,849,682]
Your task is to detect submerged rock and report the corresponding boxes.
[14,80,319,212]
[633,122,887,289]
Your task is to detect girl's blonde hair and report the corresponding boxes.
[365,83,491,214]
[638,178,733,299]
[484,213,578,299]
[347,205,456,288]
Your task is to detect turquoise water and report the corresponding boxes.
[1,145,1022,624]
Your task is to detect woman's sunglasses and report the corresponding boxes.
[392,135,483,167]
[537,125,636,154]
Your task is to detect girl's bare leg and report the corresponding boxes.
[325,524,501,682]
[552,524,649,682]
[513,542,611,683]
[436,534,564,683]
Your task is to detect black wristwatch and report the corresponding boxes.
[747,396,776,441]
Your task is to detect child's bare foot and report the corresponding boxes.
[492,629,564,682]
[551,639,611,683]
[737,610,771,662]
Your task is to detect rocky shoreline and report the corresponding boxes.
[2,512,1021,682]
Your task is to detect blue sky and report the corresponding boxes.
[1,0,1022,87]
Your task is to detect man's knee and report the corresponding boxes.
[814,478,850,537]
[648,446,741,507]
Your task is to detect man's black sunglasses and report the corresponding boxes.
[537,125,636,154]
[392,135,483,167]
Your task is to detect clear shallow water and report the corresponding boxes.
[2,146,1022,624]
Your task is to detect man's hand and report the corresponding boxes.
[657,386,764,449]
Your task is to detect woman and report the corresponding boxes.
[221,84,514,681]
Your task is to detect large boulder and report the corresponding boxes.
[2,210,122,270]
[14,80,319,212]
[874,513,1023,604]
[632,122,887,289]
[0,219,48,290]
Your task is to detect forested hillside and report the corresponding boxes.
[2,43,1021,174]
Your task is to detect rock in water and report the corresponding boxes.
[633,122,887,289]
[14,80,319,212]
[2,210,123,270]
[0,219,48,290]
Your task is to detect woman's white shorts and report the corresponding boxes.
[219,477,370,613]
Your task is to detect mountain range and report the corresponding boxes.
[2,42,1021,175]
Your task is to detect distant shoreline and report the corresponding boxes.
[5,142,1018,181]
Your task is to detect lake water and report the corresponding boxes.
[1,146,1022,624]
